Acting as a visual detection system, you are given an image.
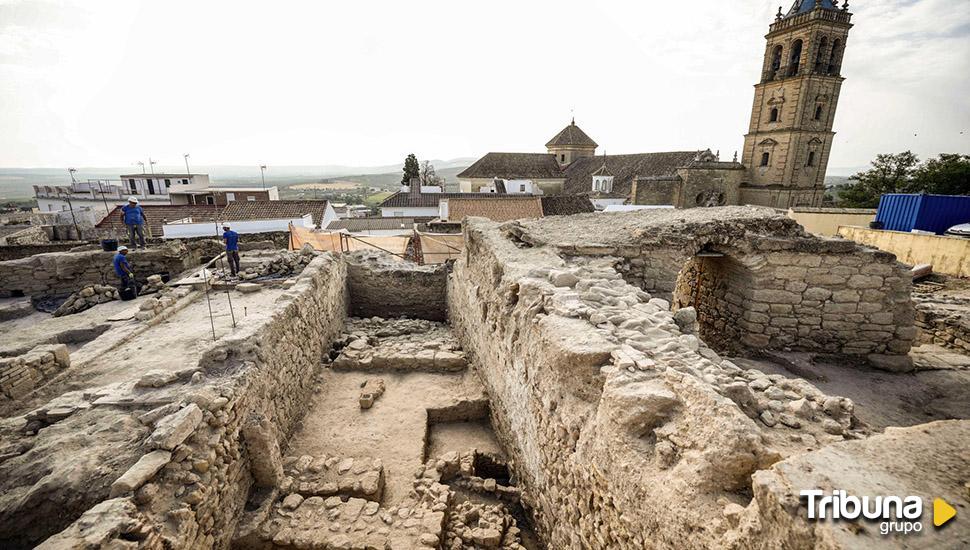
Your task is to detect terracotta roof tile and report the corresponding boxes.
[540,196,596,216]
[445,197,543,222]
[221,200,331,226]
[545,121,598,148]
[456,153,563,179]
[95,204,222,237]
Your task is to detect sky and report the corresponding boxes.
[0,0,967,175]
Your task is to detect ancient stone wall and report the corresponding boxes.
[915,296,970,353]
[511,208,915,368]
[0,344,70,401]
[0,242,82,262]
[0,245,198,298]
[28,255,350,548]
[448,218,863,549]
[345,250,448,321]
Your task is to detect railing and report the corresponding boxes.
[770,8,851,34]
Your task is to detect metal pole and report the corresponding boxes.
[259,165,266,190]
[184,154,191,175]
[97,180,110,215]
[201,265,217,340]
[215,221,236,329]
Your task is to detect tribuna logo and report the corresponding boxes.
[801,490,924,535]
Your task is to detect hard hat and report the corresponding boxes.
[128,196,138,203]
[117,245,129,251]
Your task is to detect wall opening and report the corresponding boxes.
[673,249,757,354]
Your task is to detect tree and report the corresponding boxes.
[401,154,420,186]
[837,151,919,208]
[420,160,444,187]
[911,153,970,196]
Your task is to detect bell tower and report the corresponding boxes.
[740,0,852,207]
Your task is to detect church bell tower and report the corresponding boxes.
[740,0,853,207]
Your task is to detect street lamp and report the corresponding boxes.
[259,165,267,190]
[149,157,157,175]
[184,153,191,174]
[137,161,146,174]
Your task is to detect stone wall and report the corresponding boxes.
[506,208,915,369]
[0,344,70,401]
[31,254,350,548]
[345,249,448,321]
[448,218,867,549]
[0,242,84,262]
[914,296,970,353]
[0,244,198,298]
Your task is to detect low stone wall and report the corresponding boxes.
[914,297,970,353]
[0,242,84,261]
[786,207,875,237]
[0,344,70,400]
[0,244,198,298]
[32,254,350,548]
[345,249,448,321]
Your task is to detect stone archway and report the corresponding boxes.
[672,247,761,354]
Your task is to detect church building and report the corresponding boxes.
[457,0,853,209]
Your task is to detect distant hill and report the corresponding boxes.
[0,158,476,201]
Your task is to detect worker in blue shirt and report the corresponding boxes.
[121,196,147,248]
[222,223,240,276]
[113,245,138,295]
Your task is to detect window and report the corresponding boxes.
[146,179,155,194]
[814,105,823,120]
[181,179,189,185]
[226,192,236,202]
[560,154,566,162]
[769,45,783,80]
[205,196,215,205]
[788,39,803,76]
[247,196,256,201]
[815,37,828,72]
[828,39,841,74]
[769,108,779,122]
[164,178,171,188]
[760,152,770,167]
[806,151,816,167]
[129,179,137,193]
[519,184,526,192]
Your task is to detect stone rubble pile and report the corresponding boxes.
[359,378,385,409]
[533,259,862,444]
[330,317,467,372]
[51,284,119,317]
[135,287,191,322]
[239,246,317,280]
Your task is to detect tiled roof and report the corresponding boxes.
[540,196,595,216]
[325,217,432,232]
[445,197,543,223]
[379,192,514,209]
[456,153,563,179]
[562,152,702,197]
[221,200,331,226]
[545,121,598,148]
[95,204,222,237]
[787,0,838,17]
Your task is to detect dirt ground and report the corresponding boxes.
[285,368,489,505]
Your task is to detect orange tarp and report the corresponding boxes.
[289,226,409,257]
[417,231,464,264]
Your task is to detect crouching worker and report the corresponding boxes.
[222,223,240,277]
[113,245,139,296]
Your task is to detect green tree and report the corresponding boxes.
[401,154,420,186]
[837,151,919,207]
[911,153,970,196]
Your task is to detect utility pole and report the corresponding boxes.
[137,161,146,174]
[184,153,191,174]
[259,165,267,190]
[149,157,157,175]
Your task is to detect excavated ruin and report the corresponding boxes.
[0,207,967,549]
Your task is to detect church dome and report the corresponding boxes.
[786,0,839,18]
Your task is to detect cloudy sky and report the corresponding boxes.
[0,0,967,174]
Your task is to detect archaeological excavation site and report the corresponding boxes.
[0,207,967,549]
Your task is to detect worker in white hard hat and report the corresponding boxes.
[120,196,147,248]
[222,223,240,277]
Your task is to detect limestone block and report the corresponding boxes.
[867,354,913,373]
[237,282,262,293]
[242,416,284,488]
[109,450,172,497]
[135,369,179,388]
[146,403,203,450]
[359,378,386,409]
